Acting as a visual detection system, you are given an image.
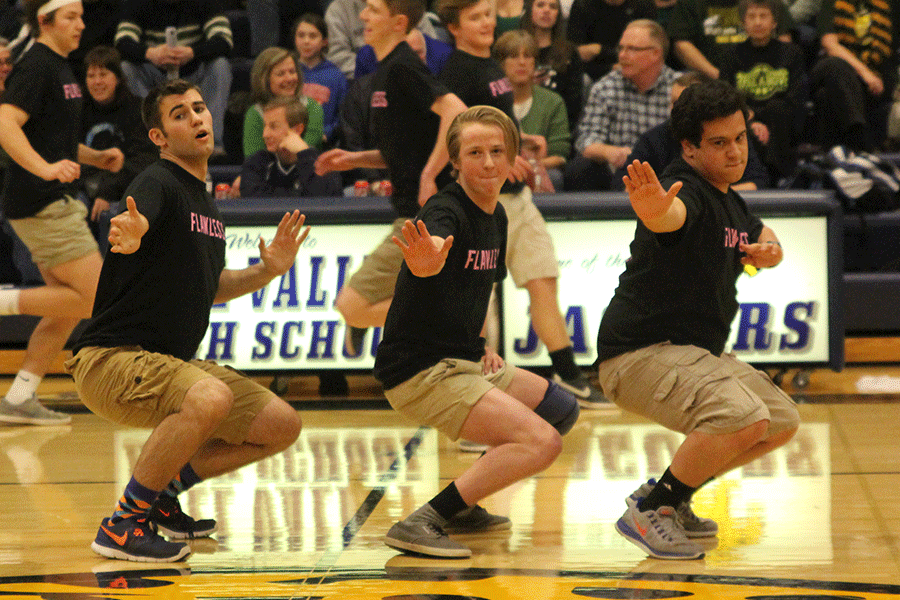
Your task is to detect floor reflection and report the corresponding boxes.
[100,419,832,567]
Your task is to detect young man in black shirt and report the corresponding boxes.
[597,79,800,560]
[437,0,609,408]
[376,106,579,559]
[314,0,466,358]
[0,0,124,426]
[65,79,311,563]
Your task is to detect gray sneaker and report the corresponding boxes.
[615,497,705,560]
[628,479,718,538]
[552,373,617,410]
[675,500,718,538]
[444,505,511,534]
[0,395,72,425]
[384,505,472,558]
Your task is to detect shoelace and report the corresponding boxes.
[650,509,681,542]
[677,503,702,526]
[421,521,448,537]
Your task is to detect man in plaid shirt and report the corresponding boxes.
[565,19,678,191]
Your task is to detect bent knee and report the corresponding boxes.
[184,378,234,426]
[258,398,302,450]
[529,424,563,471]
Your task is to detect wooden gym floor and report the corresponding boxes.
[2,342,900,599]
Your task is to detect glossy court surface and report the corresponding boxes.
[2,369,900,599]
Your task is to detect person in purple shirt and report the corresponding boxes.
[294,13,348,143]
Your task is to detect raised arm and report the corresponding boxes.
[215,211,310,303]
[391,219,454,278]
[419,92,467,205]
[622,160,686,233]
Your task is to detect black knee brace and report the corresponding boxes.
[534,380,580,435]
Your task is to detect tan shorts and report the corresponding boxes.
[597,342,799,437]
[385,358,516,441]
[8,196,99,269]
[64,346,275,444]
[347,217,406,304]
[499,186,559,287]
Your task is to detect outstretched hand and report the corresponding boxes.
[392,219,453,277]
[259,210,310,276]
[622,160,683,223]
[108,196,149,254]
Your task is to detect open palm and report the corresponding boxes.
[622,160,682,222]
[392,219,454,278]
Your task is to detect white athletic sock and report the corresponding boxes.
[0,289,20,315]
[5,371,41,405]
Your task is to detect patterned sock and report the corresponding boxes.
[428,482,469,521]
[549,346,580,381]
[111,477,160,522]
[162,463,203,499]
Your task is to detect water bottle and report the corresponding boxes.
[165,26,179,80]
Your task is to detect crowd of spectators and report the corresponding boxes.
[0,0,895,201]
[0,0,894,406]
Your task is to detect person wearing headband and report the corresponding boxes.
[0,0,123,426]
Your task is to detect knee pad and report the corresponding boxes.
[534,381,580,435]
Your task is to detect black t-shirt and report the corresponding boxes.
[439,50,523,194]
[371,42,451,217]
[439,50,516,122]
[596,157,764,362]
[719,39,807,115]
[74,160,226,361]
[374,181,508,389]
[1,42,83,218]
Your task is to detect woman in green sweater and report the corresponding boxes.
[245,47,325,156]
[494,30,570,190]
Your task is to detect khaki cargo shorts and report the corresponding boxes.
[347,217,406,304]
[65,346,276,444]
[9,196,98,269]
[597,342,799,437]
[499,186,559,287]
[385,358,516,441]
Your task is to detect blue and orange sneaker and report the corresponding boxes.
[149,495,217,539]
[92,516,191,562]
